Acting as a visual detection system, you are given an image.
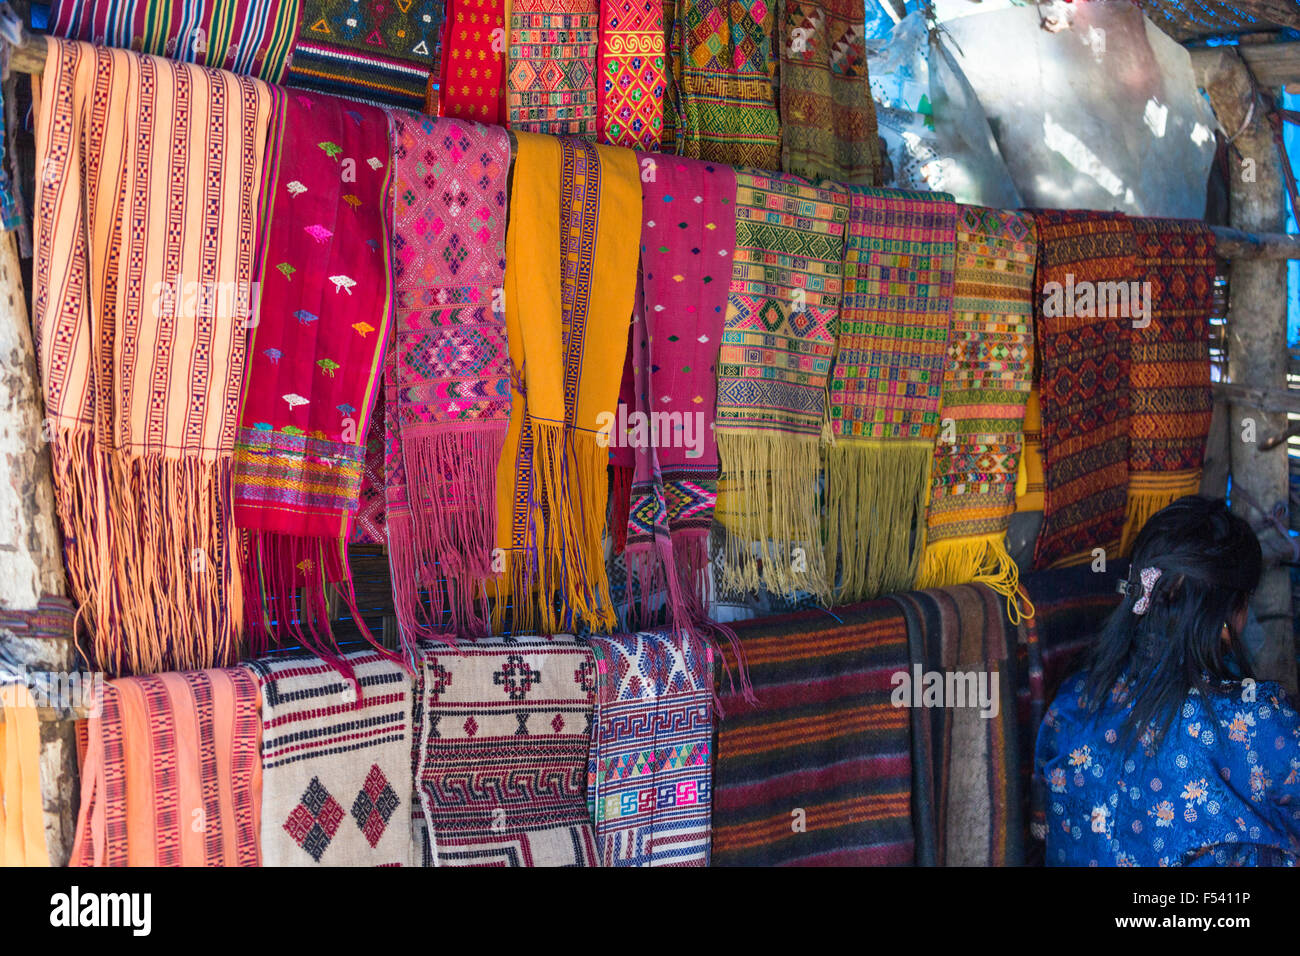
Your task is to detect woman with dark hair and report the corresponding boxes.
[1035,495,1300,866]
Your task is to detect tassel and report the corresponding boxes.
[1120,470,1201,555]
[916,532,1034,624]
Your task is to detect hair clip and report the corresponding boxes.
[1131,566,1162,616]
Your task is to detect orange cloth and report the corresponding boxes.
[0,684,49,866]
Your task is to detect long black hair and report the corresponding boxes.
[1080,495,1262,750]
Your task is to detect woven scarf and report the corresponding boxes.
[234,89,394,670]
[596,0,666,149]
[916,206,1036,605]
[508,0,600,136]
[413,635,599,866]
[673,0,780,169]
[49,0,301,81]
[712,600,914,866]
[494,133,640,634]
[246,648,414,866]
[438,0,508,125]
[71,668,262,866]
[713,170,847,601]
[890,584,1022,867]
[777,0,880,184]
[1014,387,1044,512]
[385,114,511,644]
[286,0,441,109]
[352,394,387,545]
[0,683,48,866]
[825,186,955,602]
[34,40,270,675]
[1031,209,1136,569]
[586,630,713,866]
[1120,217,1215,553]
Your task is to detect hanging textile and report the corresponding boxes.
[1119,218,1215,552]
[33,39,270,675]
[246,648,414,866]
[890,584,1022,867]
[712,600,914,866]
[1031,209,1136,569]
[1014,388,1044,513]
[674,0,780,169]
[0,683,49,867]
[825,186,956,601]
[714,170,847,601]
[494,133,640,633]
[285,0,442,109]
[777,0,880,184]
[916,206,1036,601]
[234,88,393,670]
[586,630,713,866]
[385,113,512,643]
[413,636,599,866]
[71,668,262,867]
[438,0,508,125]
[508,0,600,136]
[351,394,387,545]
[596,0,666,149]
[659,0,678,151]
[48,0,301,81]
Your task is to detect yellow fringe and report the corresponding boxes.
[916,531,1035,625]
[825,440,931,602]
[1119,470,1202,556]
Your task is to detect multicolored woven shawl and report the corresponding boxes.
[234,89,394,670]
[508,0,600,136]
[1031,209,1136,569]
[596,0,666,148]
[890,584,1022,867]
[33,40,270,675]
[413,636,599,866]
[49,0,301,81]
[778,0,880,184]
[586,630,713,865]
[384,114,511,644]
[438,0,508,125]
[71,668,262,866]
[714,170,848,601]
[674,0,780,169]
[712,600,914,865]
[286,0,441,109]
[916,206,1036,604]
[495,133,640,633]
[246,648,414,866]
[1120,218,1214,553]
[825,186,955,602]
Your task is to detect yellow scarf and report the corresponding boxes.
[0,684,50,866]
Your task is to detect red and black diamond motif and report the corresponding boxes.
[284,776,345,862]
[351,764,400,848]
[493,654,541,700]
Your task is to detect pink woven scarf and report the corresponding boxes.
[384,114,512,647]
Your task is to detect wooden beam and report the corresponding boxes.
[1211,225,1300,260]
[1191,41,1300,89]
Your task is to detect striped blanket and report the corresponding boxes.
[712,601,914,866]
[246,649,414,866]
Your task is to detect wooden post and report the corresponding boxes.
[0,226,77,865]
[1199,47,1295,657]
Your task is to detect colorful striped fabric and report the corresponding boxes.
[508,0,600,136]
[246,648,414,866]
[890,584,1022,866]
[586,631,713,866]
[596,0,666,148]
[712,600,914,866]
[286,0,442,109]
[49,0,302,81]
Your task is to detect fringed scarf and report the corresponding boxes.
[71,668,262,866]
[234,89,394,671]
[33,39,270,675]
[438,0,509,125]
[778,0,880,184]
[385,114,511,644]
[714,170,848,601]
[1120,218,1215,553]
[1031,209,1136,569]
[49,0,302,81]
[596,0,666,149]
[586,630,714,866]
[0,683,48,866]
[494,133,640,633]
[286,0,442,109]
[825,186,955,601]
[508,0,600,136]
[916,206,1036,606]
[673,0,780,169]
